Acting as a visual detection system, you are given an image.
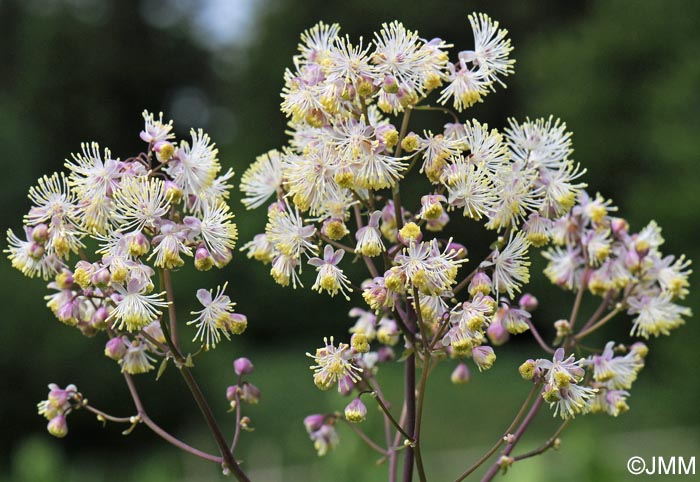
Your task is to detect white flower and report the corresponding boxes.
[121,340,156,375]
[112,175,170,232]
[190,201,238,263]
[265,205,317,259]
[372,21,432,98]
[167,129,220,199]
[462,119,509,171]
[442,158,496,220]
[627,293,690,338]
[148,222,191,269]
[297,21,341,66]
[140,111,174,143]
[485,232,531,299]
[438,60,490,111]
[309,245,352,300]
[326,36,376,86]
[65,142,121,233]
[109,277,169,332]
[240,150,284,209]
[188,283,236,350]
[505,116,572,169]
[5,228,64,279]
[464,12,514,87]
[306,336,362,391]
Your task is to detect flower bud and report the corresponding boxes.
[468,272,491,296]
[382,75,399,94]
[195,247,215,271]
[610,217,629,237]
[126,231,150,257]
[398,222,422,245]
[518,294,538,312]
[337,375,355,396]
[32,224,49,244]
[153,140,175,162]
[321,218,349,241]
[450,363,471,384]
[226,385,237,402]
[554,319,571,338]
[304,414,325,433]
[240,383,260,404]
[105,337,127,360]
[630,341,648,358]
[47,415,68,438]
[351,333,370,354]
[487,317,509,346]
[227,313,248,335]
[91,267,111,288]
[519,359,537,380]
[376,346,395,362]
[400,132,420,153]
[164,180,183,204]
[471,346,496,371]
[375,124,399,149]
[91,306,110,329]
[344,398,367,423]
[233,357,254,376]
[28,242,45,260]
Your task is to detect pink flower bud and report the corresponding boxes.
[233,357,254,376]
[91,267,111,287]
[91,306,110,329]
[47,415,68,438]
[304,414,325,433]
[344,398,367,423]
[104,338,127,360]
[240,383,260,404]
[31,224,49,243]
[382,75,399,94]
[226,385,237,402]
[377,346,395,362]
[471,346,496,371]
[194,247,214,271]
[28,243,45,260]
[487,317,509,346]
[518,294,538,312]
[451,363,471,384]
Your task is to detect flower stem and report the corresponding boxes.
[159,269,251,482]
[512,419,570,462]
[575,305,623,341]
[453,383,540,482]
[480,394,544,482]
[122,373,223,463]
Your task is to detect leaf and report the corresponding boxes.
[156,357,169,380]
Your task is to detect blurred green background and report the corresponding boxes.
[1,0,698,481]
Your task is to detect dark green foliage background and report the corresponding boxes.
[0,1,698,481]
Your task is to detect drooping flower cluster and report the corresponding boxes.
[242,11,692,463]
[542,193,692,338]
[37,384,79,438]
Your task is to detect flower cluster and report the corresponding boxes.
[7,111,243,361]
[37,384,79,438]
[241,11,691,469]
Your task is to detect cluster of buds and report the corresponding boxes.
[227,357,260,408]
[304,414,339,457]
[37,384,79,438]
